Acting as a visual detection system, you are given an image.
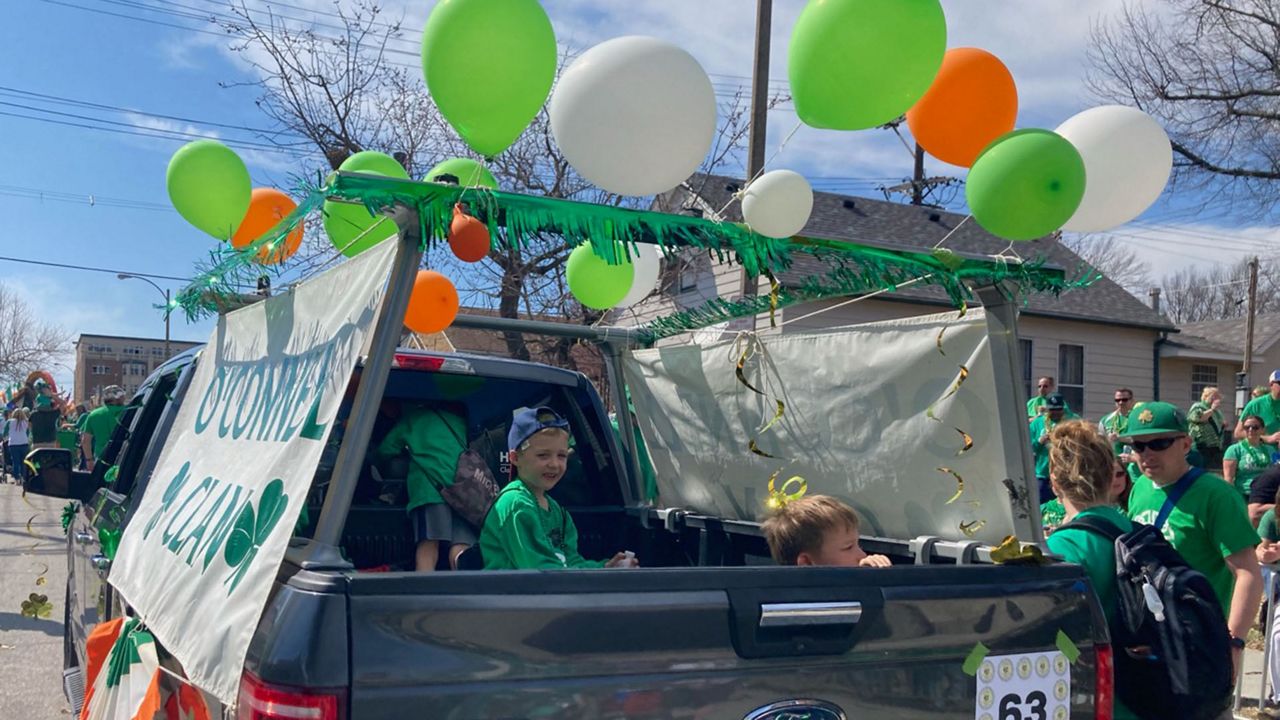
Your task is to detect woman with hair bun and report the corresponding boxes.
[1046,420,1136,720]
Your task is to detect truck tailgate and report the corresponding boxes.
[344,564,1103,719]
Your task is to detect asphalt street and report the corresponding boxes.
[0,476,73,718]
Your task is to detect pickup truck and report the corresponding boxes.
[28,239,1110,720]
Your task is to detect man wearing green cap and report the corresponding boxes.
[1123,401,1261,679]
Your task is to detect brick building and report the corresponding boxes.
[73,333,201,407]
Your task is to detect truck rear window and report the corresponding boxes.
[297,365,625,569]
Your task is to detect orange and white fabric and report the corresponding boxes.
[80,618,162,720]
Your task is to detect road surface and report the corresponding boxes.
[0,477,73,718]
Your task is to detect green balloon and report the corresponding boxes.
[166,140,251,239]
[425,157,498,190]
[340,150,410,179]
[789,0,947,130]
[965,129,1087,242]
[422,0,556,158]
[325,151,410,257]
[566,244,635,310]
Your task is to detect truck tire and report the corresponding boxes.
[63,585,77,671]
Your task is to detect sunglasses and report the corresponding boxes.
[1245,424,1263,431]
[1114,397,1132,403]
[1130,437,1180,453]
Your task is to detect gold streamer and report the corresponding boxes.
[24,514,38,538]
[936,326,947,356]
[735,344,766,396]
[925,404,942,423]
[735,337,787,459]
[990,535,1049,565]
[959,520,986,537]
[766,271,780,329]
[955,427,974,456]
[765,471,808,510]
[939,467,965,504]
[940,364,970,401]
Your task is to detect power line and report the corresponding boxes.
[47,0,790,105]
[0,255,195,283]
[0,86,297,139]
[0,184,171,212]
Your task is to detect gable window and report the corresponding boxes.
[1019,339,1033,401]
[1058,344,1085,415]
[1191,364,1218,404]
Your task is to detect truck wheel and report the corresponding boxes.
[63,585,77,671]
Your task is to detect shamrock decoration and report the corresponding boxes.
[61,502,78,534]
[20,593,51,619]
[1138,408,1154,424]
[224,479,288,593]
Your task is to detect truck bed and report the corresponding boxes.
[252,544,1105,719]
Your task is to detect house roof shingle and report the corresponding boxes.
[1177,313,1280,356]
[660,174,1177,331]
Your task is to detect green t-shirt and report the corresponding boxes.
[374,406,466,512]
[83,404,126,459]
[479,480,604,570]
[1243,394,1280,434]
[1223,440,1278,495]
[1099,410,1130,457]
[1259,508,1279,543]
[1040,498,1066,532]
[1046,506,1139,720]
[1127,469,1259,615]
[1028,395,1076,420]
[1186,401,1225,451]
[1029,415,1065,478]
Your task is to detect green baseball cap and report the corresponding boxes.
[1120,401,1187,440]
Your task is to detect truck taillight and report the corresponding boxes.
[237,672,344,720]
[1094,643,1114,720]
[392,353,473,374]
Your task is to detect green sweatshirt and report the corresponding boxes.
[480,480,605,569]
[374,407,466,512]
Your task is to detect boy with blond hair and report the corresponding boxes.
[762,494,890,567]
[479,407,637,570]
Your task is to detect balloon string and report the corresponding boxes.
[775,274,933,329]
[932,214,973,249]
[714,119,805,219]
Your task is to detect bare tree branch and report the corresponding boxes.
[1087,0,1280,217]
[0,282,72,387]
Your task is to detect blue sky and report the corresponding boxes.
[3,0,1272,393]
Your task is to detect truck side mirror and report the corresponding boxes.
[22,448,98,503]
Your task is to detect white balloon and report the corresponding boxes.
[741,170,814,238]
[1056,105,1172,232]
[617,243,664,307]
[550,36,717,197]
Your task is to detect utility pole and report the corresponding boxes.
[911,143,925,205]
[740,0,772,330]
[1244,256,1260,383]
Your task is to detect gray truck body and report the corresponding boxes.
[35,231,1107,720]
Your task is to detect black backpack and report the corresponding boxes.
[1060,469,1233,720]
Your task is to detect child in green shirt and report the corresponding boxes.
[479,407,637,570]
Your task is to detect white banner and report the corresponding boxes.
[622,309,1021,546]
[111,240,397,703]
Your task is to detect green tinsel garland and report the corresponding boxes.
[171,173,1096,336]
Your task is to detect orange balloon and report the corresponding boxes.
[405,270,459,334]
[906,48,1018,168]
[230,187,304,265]
[448,204,490,263]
